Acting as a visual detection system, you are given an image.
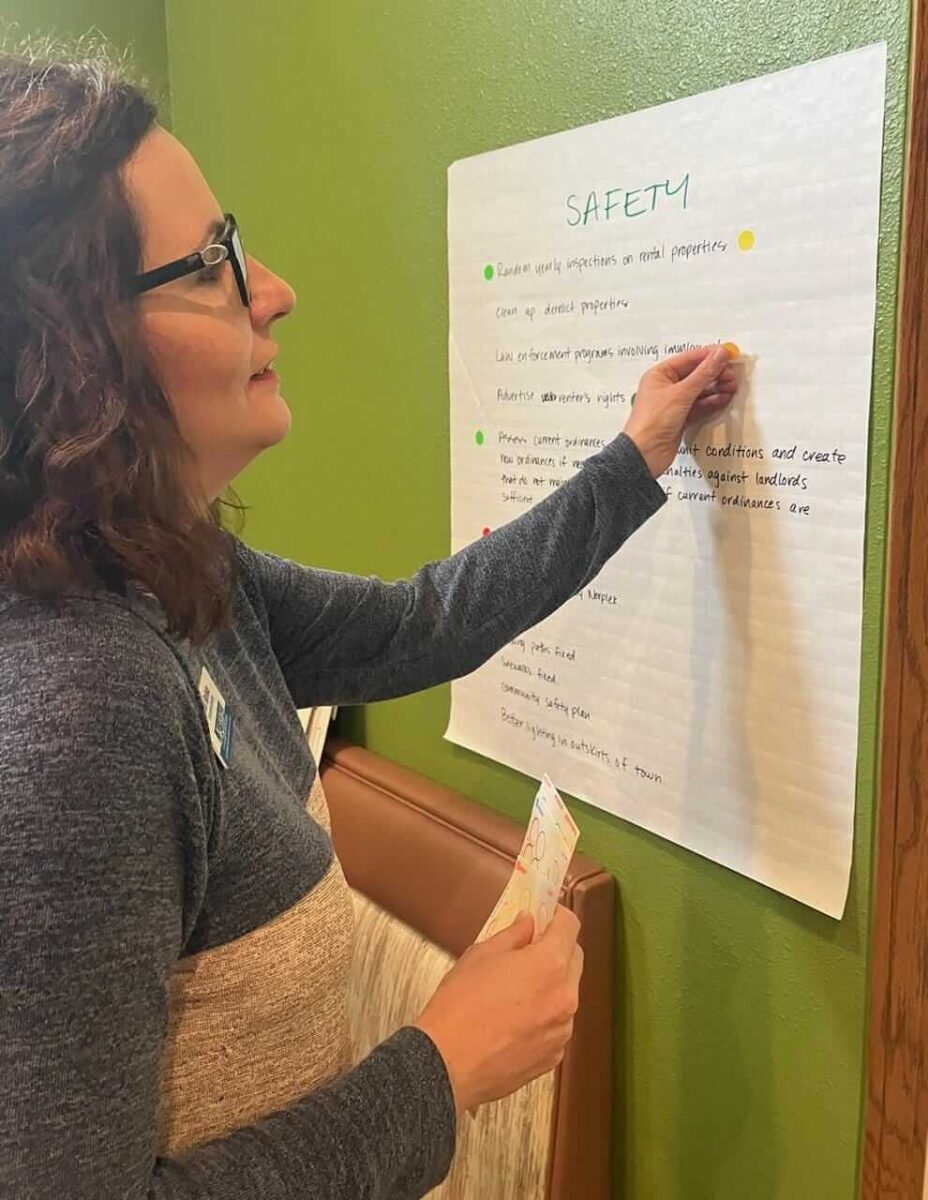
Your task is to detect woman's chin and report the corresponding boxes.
[252,391,293,448]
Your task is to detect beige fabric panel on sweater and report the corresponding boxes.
[306,772,333,833]
[347,889,555,1200]
[157,775,355,1154]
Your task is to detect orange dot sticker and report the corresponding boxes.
[737,229,756,252]
[722,341,741,359]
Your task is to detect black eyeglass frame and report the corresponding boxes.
[131,212,250,307]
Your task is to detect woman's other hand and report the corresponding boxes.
[414,906,584,1114]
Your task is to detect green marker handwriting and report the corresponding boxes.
[565,174,690,227]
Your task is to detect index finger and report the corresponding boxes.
[537,905,580,960]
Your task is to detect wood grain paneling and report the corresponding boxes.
[863,2,928,1193]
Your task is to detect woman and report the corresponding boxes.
[0,42,735,1200]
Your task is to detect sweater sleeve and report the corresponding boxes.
[0,602,455,1200]
[246,432,667,707]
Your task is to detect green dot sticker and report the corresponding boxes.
[483,264,494,281]
[475,430,485,445]
[631,391,637,405]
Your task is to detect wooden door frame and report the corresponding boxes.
[862,0,928,1193]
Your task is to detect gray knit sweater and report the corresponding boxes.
[0,432,665,1199]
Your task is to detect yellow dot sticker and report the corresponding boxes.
[722,341,741,359]
[737,229,756,252]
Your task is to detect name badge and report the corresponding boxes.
[198,666,234,768]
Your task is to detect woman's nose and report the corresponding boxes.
[248,256,297,324]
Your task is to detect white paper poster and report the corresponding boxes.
[445,45,887,917]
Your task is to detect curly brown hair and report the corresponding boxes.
[0,35,237,642]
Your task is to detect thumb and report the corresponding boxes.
[486,911,535,951]
[676,344,730,403]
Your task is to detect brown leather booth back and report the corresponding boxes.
[321,737,616,1200]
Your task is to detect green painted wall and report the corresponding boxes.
[166,3,909,1197]
[0,0,169,117]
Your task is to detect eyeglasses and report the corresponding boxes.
[131,212,250,307]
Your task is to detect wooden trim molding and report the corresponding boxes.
[862,1,928,1193]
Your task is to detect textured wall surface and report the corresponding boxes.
[166,4,909,1196]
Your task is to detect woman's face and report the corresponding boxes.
[124,127,296,501]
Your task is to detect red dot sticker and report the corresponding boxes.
[482,527,491,537]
